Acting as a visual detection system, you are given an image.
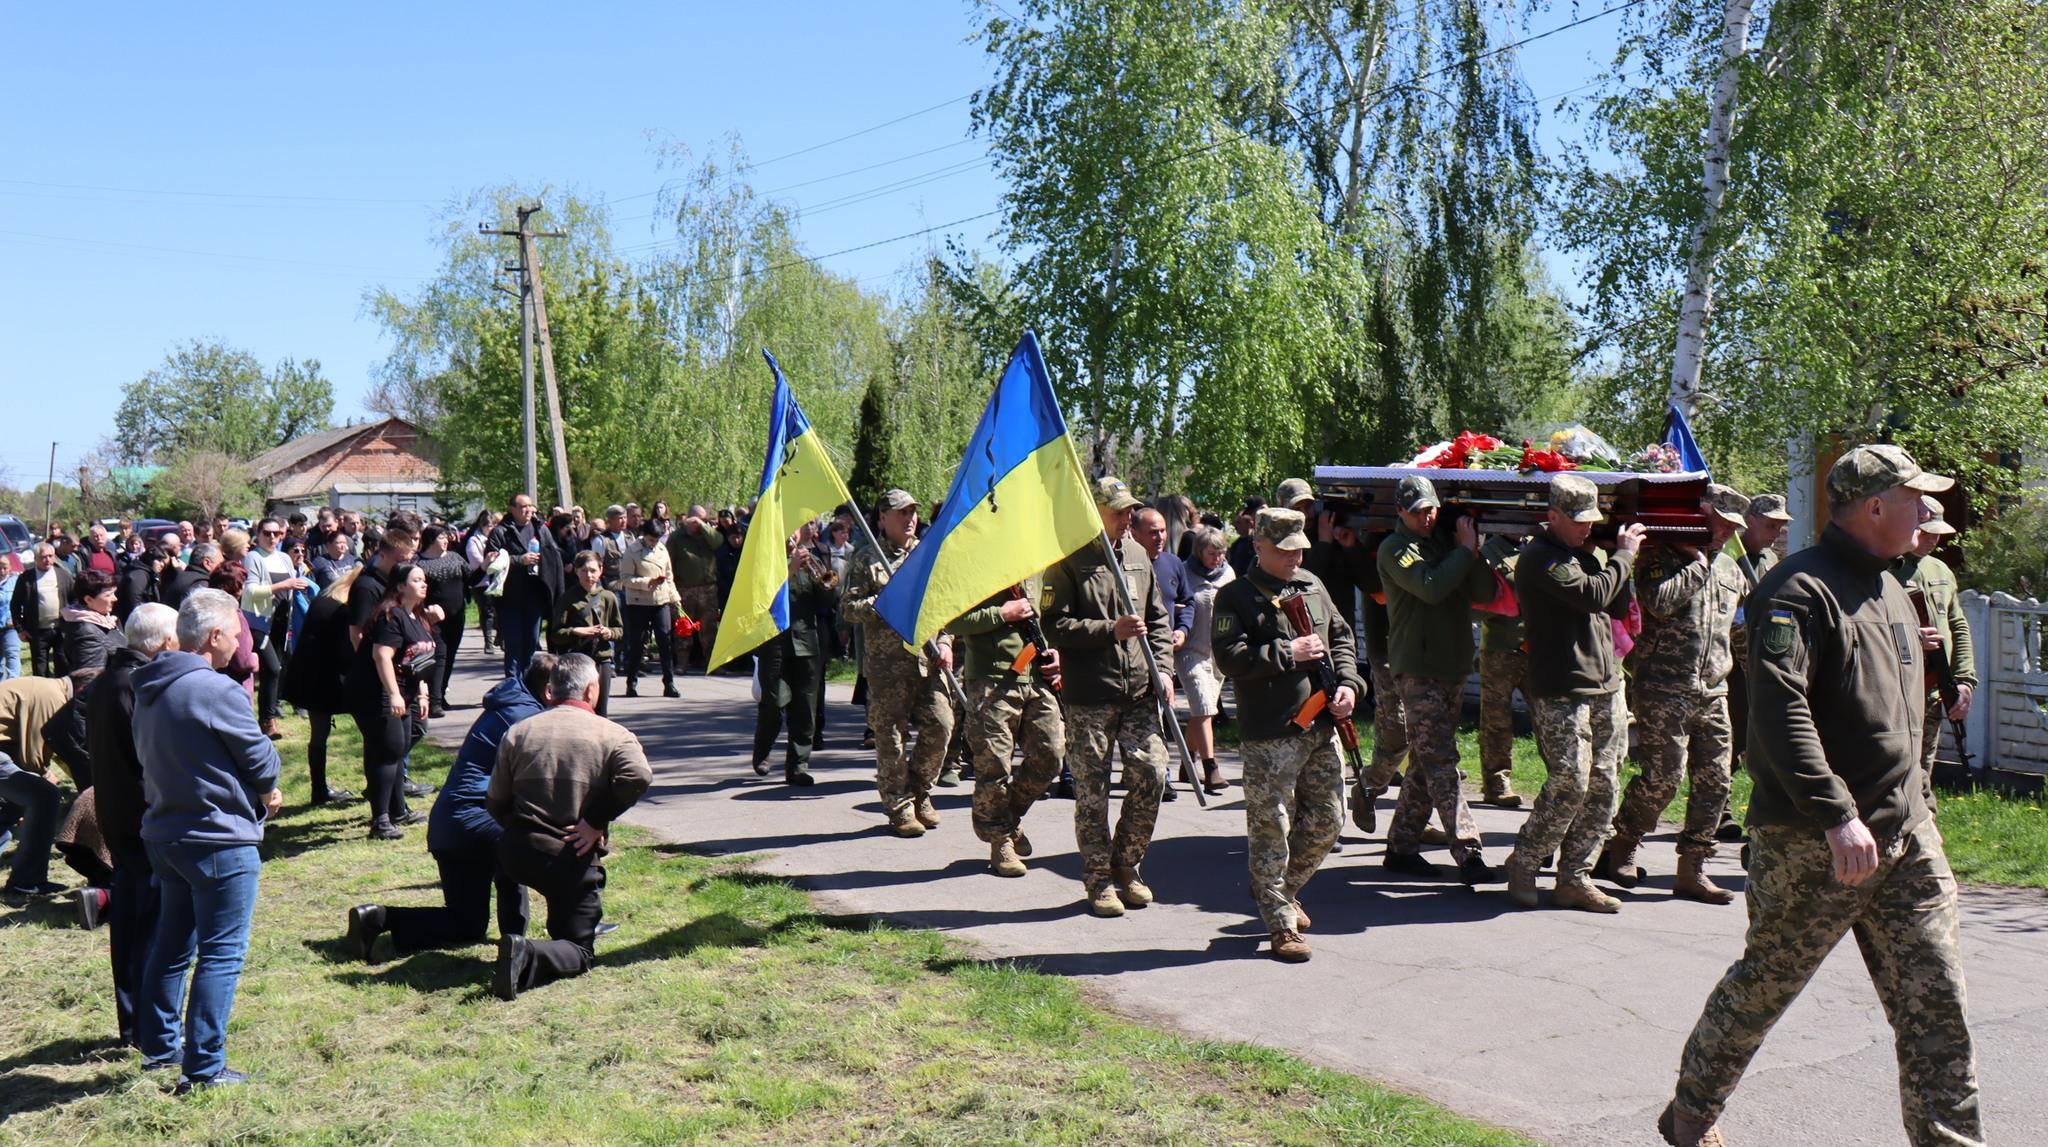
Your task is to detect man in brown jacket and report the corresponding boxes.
[486,653,653,1000]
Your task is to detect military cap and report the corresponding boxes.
[1549,473,1603,523]
[1918,494,1956,535]
[1746,493,1792,522]
[1826,444,1952,505]
[1704,483,1751,527]
[876,488,918,513]
[1093,476,1142,511]
[1395,475,1440,512]
[1254,507,1312,551]
[1274,477,1315,508]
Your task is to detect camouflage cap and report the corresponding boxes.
[1549,473,1603,523]
[1274,477,1315,508]
[1826,444,1953,505]
[1254,507,1312,551]
[1918,494,1956,535]
[876,488,918,513]
[1746,493,1792,522]
[1704,483,1751,527]
[1092,476,1142,511]
[1395,475,1440,512]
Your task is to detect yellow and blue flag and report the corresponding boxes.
[875,331,1100,647]
[707,350,854,671]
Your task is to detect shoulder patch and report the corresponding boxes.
[1398,549,1421,569]
[1215,610,1238,635]
[1548,560,1575,584]
[1762,609,1796,656]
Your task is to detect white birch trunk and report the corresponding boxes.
[1667,0,1756,418]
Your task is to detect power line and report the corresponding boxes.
[752,93,973,167]
[0,177,435,206]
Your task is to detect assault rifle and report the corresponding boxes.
[1908,585,1974,770]
[1275,589,1366,779]
[1007,584,1060,693]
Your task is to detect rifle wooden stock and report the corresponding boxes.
[1908,585,1975,770]
[1276,592,1365,768]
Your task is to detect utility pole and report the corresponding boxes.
[480,205,569,506]
[44,442,56,535]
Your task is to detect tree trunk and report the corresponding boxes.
[1667,0,1755,418]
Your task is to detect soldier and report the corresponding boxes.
[947,575,1063,876]
[1046,476,1175,918]
[1351,529,1404,833]
[1503,474,1645,913]
[1475,531,1528,807]
[840,490,956,837]
[1900,495,1974,769]
[1661,446,1979,1147]
[1374,476,1505,885]
[1595,485,1749,905]
[749,531,839,787]
[666,505,723,675]
[1212,508,1363,962]
[1718,492,1793,845]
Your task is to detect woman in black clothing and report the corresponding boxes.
[60,568,123,674]
[349,565,435,839]
[282,567,361,806]
[414,525,470,717]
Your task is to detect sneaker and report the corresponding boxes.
[345,904,386,963]
[493,935,529,1001]
[77,887,110,930]
[174,1067,253,1095]
[935,766,961,788]
[1382,852,1438,879]
[2,880,69,903]
[1269,929,1311,963]
[1086,886,1125,918]
[990,838,1026,878]
[913,797,942,829]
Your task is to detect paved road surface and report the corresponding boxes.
[435,651,2047,1146]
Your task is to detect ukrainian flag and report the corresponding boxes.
[875,331,1100,647]
[706,350,855,671]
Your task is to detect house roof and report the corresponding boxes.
[247,418,418,480]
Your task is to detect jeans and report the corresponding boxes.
[109,842,162,1046]
[498,601,544,679]
[0,764,60,889]
[384,845,528,953]
[139,840,261,1081]
[0,627,19,679]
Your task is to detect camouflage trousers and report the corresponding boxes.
[1362,657,1408,787]
[1676,820,1981,1145]
[1477,647,1526,795]
[1513,689,1627,883]
[870,662,955,815]
[1385,675,1480,864]
[1613,688,1731,858]
[966,676,1065,844]
[1066,699,1167,891]
[1242,731,1345,933]
[1922,694,1950,771]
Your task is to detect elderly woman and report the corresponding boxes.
[621,519,682,698]
[1179,525,1236,794]
[60,568,123,674]
[132,589,283,1092]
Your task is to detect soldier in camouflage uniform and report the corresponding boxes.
[1212,508,1364,963]
[946,574,1064,876]
[1352,529,1405,833]
[1901,496,1975,771]
[1046,477,1175,918]
[1724,494,1791,779]
[1476,531,1528,806]
[1503,474,1645,913]
[1663,446,1979,1147]
[1375,476,1506,885]
[839,489,956,838]
[1596,485,1749,905]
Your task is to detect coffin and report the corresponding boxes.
[1313,465,1714,545]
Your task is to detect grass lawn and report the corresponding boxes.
[0,713,1533,1146]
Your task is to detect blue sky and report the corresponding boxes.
[0,2,1621,486]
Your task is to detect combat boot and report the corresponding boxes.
[1592,829,1644,888]
[1482,776,1523,808]
[936,765,961,788]
[888,805,926,838]
[1112,866,1153,908]
[1291,900,1310,931]
[1086,886,1125,918]
[1010,829,1033,857]
[990,837,1026,878]
[1553,878,1622,914]
[1674,853,1736,905]
[1419,824,1450,846]
[1505,852,1539,909]
[1657,1101,1729,1147]
[914,796,942,829]
[1269,929,1311,963]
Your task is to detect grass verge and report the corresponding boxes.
[0,713,1533,1146]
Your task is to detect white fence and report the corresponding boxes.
[1956,591,2048,774]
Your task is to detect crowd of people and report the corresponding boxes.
[0,446,1986,1142]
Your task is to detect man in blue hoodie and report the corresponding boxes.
[132,588,283,1094]
[342,653,551,960]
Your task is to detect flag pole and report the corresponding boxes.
[1095,531,1207,807]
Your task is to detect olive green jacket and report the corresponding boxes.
[1477,534,1524,653]
[1211,566,1364,742]
[1046,536,1172,706]
[1898,553,1976,687]
[1376,524,1495,682]
[947,575,1052,683]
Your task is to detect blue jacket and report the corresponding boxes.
[427,675,544,853]
[1153,550,1194,637]
[133,651,282,846]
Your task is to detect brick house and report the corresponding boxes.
[249,416,453,518]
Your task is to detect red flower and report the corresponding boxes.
[1520,448,1578,473]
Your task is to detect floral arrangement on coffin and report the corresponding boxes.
[1406,426,1623,473]
[1627,442,1688,473]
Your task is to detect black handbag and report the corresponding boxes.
[401,643,439,685]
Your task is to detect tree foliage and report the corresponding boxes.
[115,340,333,464]
[149,449,262,525]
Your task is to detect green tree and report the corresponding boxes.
[847,374,895,515]
[116,341,332,463]
[149,449,262,525]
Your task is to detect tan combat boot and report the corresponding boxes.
[1269,929,1311,963]
[1675,853,1736,905]
[1657,1101,1729,1146]
[913,796,942,829]
[1292,900,1311,931]
[1010,829,1033,857]
[990,837,1026,878]
[1482,776,1523,808]
[1419,824,1450,846]
[1505,852,1539,909]
[888,805,926,838]
[1112,866,1153,908]
[1592,829,1644,889]
[1553,878,1622,914]
[1086,885,1125,918]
